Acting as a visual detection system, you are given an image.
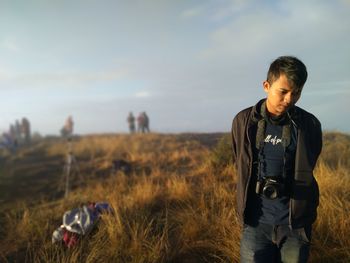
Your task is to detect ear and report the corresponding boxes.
[263,80,270,93]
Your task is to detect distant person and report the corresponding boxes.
[137,112,145,133]
[127,112,136,134]
[1,132,15,153]
[61,115,74,138]
[9,124,18,148]
[231,56,322,262]
[9,124,16,142]
[21,117,31,144]
[143,112,150,133]
[65,115,74,136]
[15,120,22,144]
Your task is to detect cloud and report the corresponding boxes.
[1,37,20,52]
[198,0,350,60]
[0,68,128,90]
[0,69,11,80]
[134,91,151,98]
[180,0,253,21]
[180,6,203,18]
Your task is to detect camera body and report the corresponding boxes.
[255,177,285,199]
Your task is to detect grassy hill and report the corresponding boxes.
[0,132,349,262]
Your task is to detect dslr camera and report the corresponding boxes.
[255,177,285,199]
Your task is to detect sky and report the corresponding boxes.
[1,0,349,135]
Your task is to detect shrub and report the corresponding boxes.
[209,133,232,171]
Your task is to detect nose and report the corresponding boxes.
[284,93,292,104]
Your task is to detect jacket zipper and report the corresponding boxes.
[243,122,253,221]
[288,122,299,230]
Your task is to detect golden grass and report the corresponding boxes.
[0,133,349,262]
[310,163,350,262]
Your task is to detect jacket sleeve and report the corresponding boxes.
[311,116,323,164]
[231,115,240,165]
[302,112,323,168]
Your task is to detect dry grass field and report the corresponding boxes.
[0,132,349,263]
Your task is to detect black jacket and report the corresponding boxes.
[231,99,322,228]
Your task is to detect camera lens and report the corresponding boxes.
[263,184,278,199]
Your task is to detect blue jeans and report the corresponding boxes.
[240,223,311,263]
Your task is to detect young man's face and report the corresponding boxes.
[263,74,302,116]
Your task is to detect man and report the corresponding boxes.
[21,117,31,144]
[137,112,145,133]
[143,112,150,133]
[61,116,74,138]
[127,112,136,134]
[231,56,322,262]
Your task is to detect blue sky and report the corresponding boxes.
[1,0,349,135]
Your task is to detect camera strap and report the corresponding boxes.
[255,100,292,181]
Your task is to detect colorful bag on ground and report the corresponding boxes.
[52,202,113,247]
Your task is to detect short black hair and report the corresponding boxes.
[267,56,308,91]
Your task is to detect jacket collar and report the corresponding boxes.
[249,98,301,129]
[249,99,265,127]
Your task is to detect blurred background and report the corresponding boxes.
[1,0,349,135]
